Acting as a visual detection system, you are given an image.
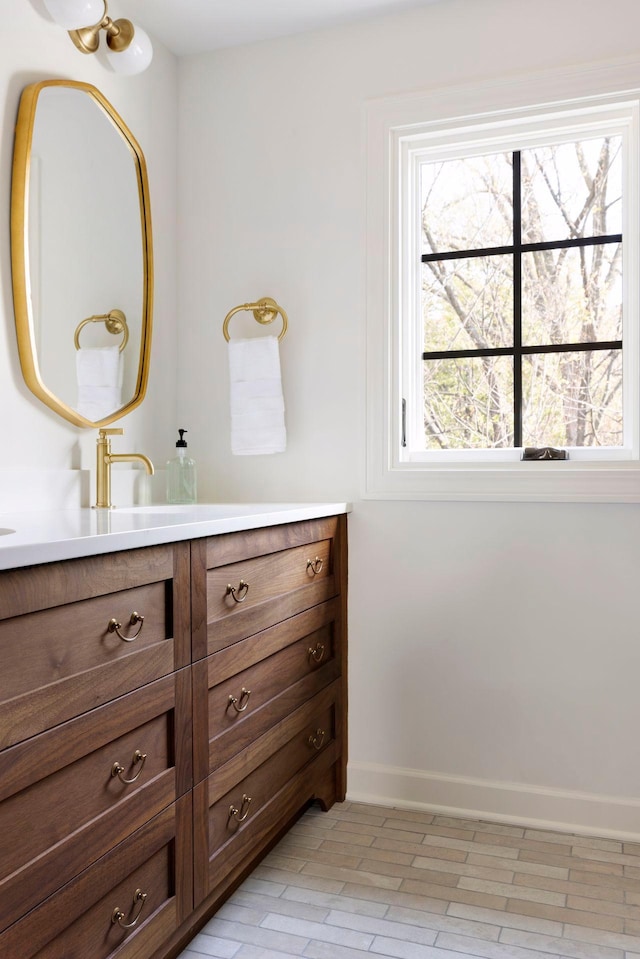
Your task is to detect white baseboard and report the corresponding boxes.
[347,761,640,842]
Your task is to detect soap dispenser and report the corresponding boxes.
[166,429,197,504]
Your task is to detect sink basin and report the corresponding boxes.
[0,528,15,536]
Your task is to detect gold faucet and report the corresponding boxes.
[95,428,154,509]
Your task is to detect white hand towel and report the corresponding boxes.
[228,335,286,455]
[76,346,123,422]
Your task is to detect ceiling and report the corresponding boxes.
[130,0,445,57]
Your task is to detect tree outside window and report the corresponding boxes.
[420,137,623,451]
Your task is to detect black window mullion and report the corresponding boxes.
[421,232,622,264]
[513,151,522,448]
[422,340,622,361]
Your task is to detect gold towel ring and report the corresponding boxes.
[74,309,129,353]
[222,297,288,342]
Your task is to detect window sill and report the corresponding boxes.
[364,461,640,502]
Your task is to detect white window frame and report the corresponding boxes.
[365,60,640,501]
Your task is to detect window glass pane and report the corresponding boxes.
[521,137,622,244]
[424,356,514,449]
[423,256,513,352]
[522,349,623,447]
[522,242,622,346]
[421,152,512,254]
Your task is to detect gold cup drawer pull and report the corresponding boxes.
[226,580,249,603]
[308,728,326,751]
[108,612,145,642]
[228,793,252,825]
[308,642,326,663]
[111,749,147,784]
[306,556,324,576]
[228,687,252,713]
[112,887,148,929]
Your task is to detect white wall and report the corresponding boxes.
[178,0,640,835]
[0,0,177,499]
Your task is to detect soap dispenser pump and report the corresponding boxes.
[166,429,197,504]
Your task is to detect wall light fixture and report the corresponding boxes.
[43,0,153,75]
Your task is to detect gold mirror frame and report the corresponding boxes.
[10,79,153,428]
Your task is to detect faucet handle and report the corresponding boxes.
[98,428,124,439]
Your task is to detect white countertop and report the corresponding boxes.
[0,502,350,570]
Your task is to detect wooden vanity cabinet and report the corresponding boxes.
[0,514,347,959]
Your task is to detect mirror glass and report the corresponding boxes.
[11,80,153,427]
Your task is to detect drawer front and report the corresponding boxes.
[193,685,342,903]
[205,625,339,774]
[207,698,337,862]
[0,672,191,933]
[196,517,341,657]
[0,799,191,959]
[0,543,190,749]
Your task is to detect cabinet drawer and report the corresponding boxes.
[208,689,337,854]
[197,600,341,778]
[0,543,190,749]
[0,798,191,959]
[0,672,191,933]
[193,517,341,658]
[210,700,335,853]
[194,684,341,902]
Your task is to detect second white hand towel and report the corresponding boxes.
[228,335,286,455]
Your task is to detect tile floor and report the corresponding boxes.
[177,800,640,959]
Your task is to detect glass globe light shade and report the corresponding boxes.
[43,0,105,29]
[106,23,153,75]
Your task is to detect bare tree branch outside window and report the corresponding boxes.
[420,137,623,450]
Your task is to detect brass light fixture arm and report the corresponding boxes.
[69,0,136,55]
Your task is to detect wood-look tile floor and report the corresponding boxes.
[177,800,640,959]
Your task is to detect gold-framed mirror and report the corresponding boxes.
[10,79,153,427]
